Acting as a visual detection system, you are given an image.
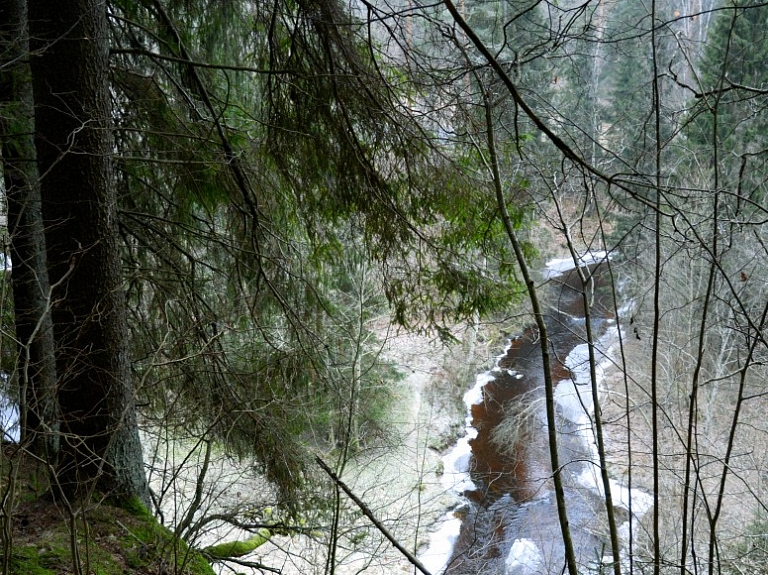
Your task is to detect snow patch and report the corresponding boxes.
[464,373,491,406]
[420,341,516,572]
[505,538,543,574]
[437,341,515,495]
[419,514,462,575]
[554,327,618,435]
[576,468,653,518]
[0,385,19,443]
[555,323,654,563]
[544,251,608,278]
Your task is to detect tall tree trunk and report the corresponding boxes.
[27,0,148,503]
[0,0,58,458]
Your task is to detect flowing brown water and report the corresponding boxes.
[443,261,616,575]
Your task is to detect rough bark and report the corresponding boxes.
[27,0,148,503]
[0,0,58,458]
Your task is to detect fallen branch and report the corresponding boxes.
[315,457,433,575]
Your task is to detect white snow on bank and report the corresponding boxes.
[463,373,490,408]
[554,328,617,430]
[556,324,654,559]
[419,343,514,573]
[544,251,608,278]
[505,538,544,574]
[545,248,654,540]
[577,468,653,518]
[417,375,483,573]
[0,388,19,443]
[436,371,492,496]
[440,426,477,495]
[578,462,654,563]
[437,343,514,497]
[419,513,462,575]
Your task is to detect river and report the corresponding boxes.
[420,254,651,575]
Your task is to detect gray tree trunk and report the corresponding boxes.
[28,0,148,504]
[0,0,58,458]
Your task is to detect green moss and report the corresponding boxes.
[184,551,219,575]
[117,511,216,575]
[10,547,55,575]
[7,499,216,575]
[11,544,124,575]
[202,528,271,559]
[36,545,70,570]
[120,494,155,520]
[4,451,214,575]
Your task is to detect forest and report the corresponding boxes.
[1,0,768,574]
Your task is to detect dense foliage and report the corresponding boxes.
[5,1,768,574]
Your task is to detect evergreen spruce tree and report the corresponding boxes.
[687,0,768,196]
[28,0,148,503]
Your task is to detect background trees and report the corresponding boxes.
[0,0,56,457]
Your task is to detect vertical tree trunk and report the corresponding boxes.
[0,0,58,458]
[27,0,148,503]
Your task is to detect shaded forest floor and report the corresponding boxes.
[1,445,215,575]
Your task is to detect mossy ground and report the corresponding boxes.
[1,447,215,575]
